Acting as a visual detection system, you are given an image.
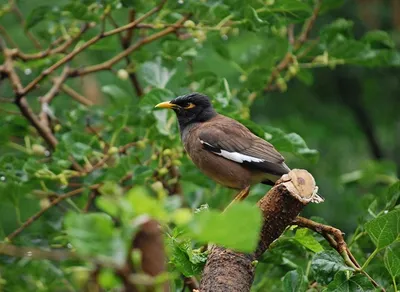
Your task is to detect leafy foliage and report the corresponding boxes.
[0,0,399,291]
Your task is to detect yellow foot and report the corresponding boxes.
[224,185,251,212]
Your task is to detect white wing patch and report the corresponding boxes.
[200,140,265,163]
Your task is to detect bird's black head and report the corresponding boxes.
[155,93,217,130]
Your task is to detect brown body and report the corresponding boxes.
[181,115,289,189]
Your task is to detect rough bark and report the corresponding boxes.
[199,169,318,292]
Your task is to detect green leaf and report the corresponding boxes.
[320,0,345,14]
[64,213,126,264]
[25,6,51,30]
[140,57,176,89]
[214,41,231,60]
[102,85,130,101]
[140,88,175,113]
[167,237,207,277]
[311,251,354,285]
[384,182,400,211]
[126,186,168,222]
[384,244,400,278]
[266,127,319,163]
[263,0,312,22]
[120,0,134,7]
[296,69,314,86]
[362,30,395,49]
[64,2,93,20]
[364,209,400,249]
[325,272,374,291]
[188,202,262,252]
[320,18,354,42]
[282,268,307,292]
[70,142,91,160]
[294,228,324,253]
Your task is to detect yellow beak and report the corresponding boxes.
[154,101,178,109]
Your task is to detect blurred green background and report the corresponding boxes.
[1,0,399,291]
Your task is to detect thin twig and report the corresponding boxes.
[294,0,321,49]
[6,184,101,241]
[0,25,19,48]
[83,190,99,212]
[39,66,70,127]
[0,97,14,103]
[10,2,42,49]
[14,24,91,61]
[60,84,94,106]
[264,0,322,92]
[0,243,75,261]
[292,216,384,291]
[108,12,144,97]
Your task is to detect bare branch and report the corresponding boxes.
[108,12,144,97]
[39,66,70,127]
[60,84,94,106]
[295,0,321,49]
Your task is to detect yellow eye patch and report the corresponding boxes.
[184,103,196,109]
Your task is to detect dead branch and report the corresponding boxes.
[199,169,320,292]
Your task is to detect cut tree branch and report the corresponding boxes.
[200,169,320,292]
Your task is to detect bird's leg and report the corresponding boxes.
[224,185,251,212]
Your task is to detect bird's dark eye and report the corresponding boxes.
[183,102,196,109]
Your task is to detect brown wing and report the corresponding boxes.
[198,116,290,176]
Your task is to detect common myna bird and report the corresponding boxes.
[155,93,323,203]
